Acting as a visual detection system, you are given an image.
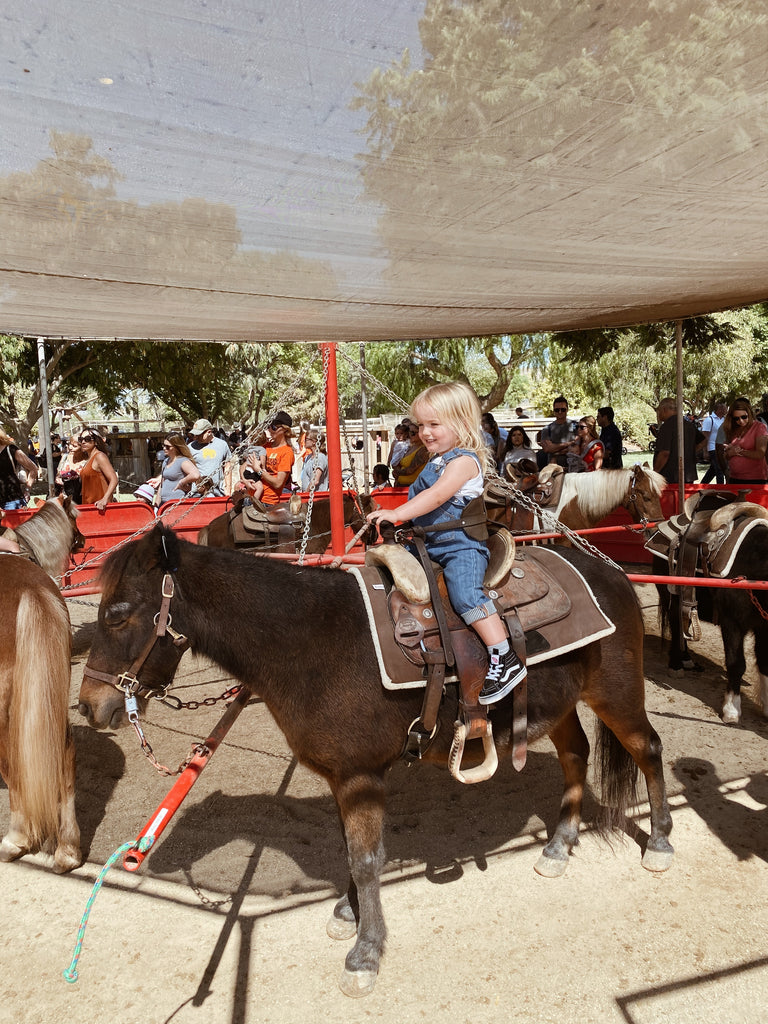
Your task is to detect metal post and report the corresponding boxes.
[319,343,346,556]
[676,320,684,512]
[37,337,55,497]
[360,342,370,493]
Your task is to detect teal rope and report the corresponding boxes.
[62,835,156,984]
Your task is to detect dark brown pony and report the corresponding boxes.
[79,524,673,996]
[0,497,82,871]
[197,491,377,552]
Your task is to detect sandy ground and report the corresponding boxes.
[2,580,768,1024]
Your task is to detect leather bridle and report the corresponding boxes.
[82,572,190,715]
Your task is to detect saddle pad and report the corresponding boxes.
[646,516,768,577]
[349,547,616,691]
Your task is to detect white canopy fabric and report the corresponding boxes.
[1,0,767,343]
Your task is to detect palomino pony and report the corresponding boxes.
[0,497,82,871]
[79,524,673,996]
[197,491,377,552]
[533,463,666,533]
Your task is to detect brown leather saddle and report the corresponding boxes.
[484,464,566,532]
[229,494,305,551]
[353,527,615,785]
[645,490,768,639]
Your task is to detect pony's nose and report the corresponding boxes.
[77,701,94,725]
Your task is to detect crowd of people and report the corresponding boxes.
[4,389,768,516]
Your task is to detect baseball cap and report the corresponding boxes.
[270,411,293,428]
[189,418,214,435]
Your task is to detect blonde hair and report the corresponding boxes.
[410,382,491,476]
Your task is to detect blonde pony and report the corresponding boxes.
[410,382,491,476]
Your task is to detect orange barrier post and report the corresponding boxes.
[123,686,252,872]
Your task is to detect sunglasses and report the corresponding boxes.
[162,443,174,449]
[79,435,95,442]
[732,413,749,422]
[577,424,588,430]
[554,407,567,413]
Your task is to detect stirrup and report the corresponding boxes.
[448,719,498,784]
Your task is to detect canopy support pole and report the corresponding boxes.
[320,343,346,556]
[675,320,684,513]
[360,342,370,494]
[37,337,55,497]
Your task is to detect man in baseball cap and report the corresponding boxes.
[187,419,231,495]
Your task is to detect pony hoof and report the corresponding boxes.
[327,915,357,941]
[722,695,741,724]
[53,850,82,874]
[534,853,568,877]
[642,848,674,873]
[339,968,377,998]
[0,839,25,863]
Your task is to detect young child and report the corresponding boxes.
[367,382,526,705]
[371,463,391,490]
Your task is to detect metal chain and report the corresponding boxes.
[297,348,330,565]
[336,348,411,414]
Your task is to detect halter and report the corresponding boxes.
[82,572,190,718]
[625,464,652,527]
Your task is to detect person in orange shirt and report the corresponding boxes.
[246,411,295,506]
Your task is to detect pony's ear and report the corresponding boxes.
[138,523,180,573]
[157,524,181,573]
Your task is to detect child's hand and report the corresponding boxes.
[366,507,400,526]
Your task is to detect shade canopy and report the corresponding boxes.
[1,0,767,343]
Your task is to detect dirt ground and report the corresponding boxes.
[2,577,768,1024]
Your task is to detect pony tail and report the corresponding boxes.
[10,587,72,850]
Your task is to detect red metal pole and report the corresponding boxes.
[123,687,252,872]
[319,342,346,557]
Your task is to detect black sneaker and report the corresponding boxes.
[478,647,527,705]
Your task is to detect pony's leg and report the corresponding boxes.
[0,790,32,862]
[753,628,768,718]
[53,734,81,873]
[535,708,589,877]
[329,773,387,998]
[665,592,695,673]
[720,617,747,724]
[590,703,674,872]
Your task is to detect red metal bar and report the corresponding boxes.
[626,573,768,590]
[319,342,346,557]
[123,686,252,872]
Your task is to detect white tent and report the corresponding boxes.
[1,0,767,343]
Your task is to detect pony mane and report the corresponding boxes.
[14,499,77,579]
[558,465,664,519]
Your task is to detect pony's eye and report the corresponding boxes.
[103,602,132,628]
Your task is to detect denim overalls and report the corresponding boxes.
[409,448,495,625]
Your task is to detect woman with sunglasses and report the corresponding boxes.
[149,434,201,503]
[721,399,768,484]
[566,416,604,472]
[77,431,119,510]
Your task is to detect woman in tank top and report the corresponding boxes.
[77,430,119,510]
